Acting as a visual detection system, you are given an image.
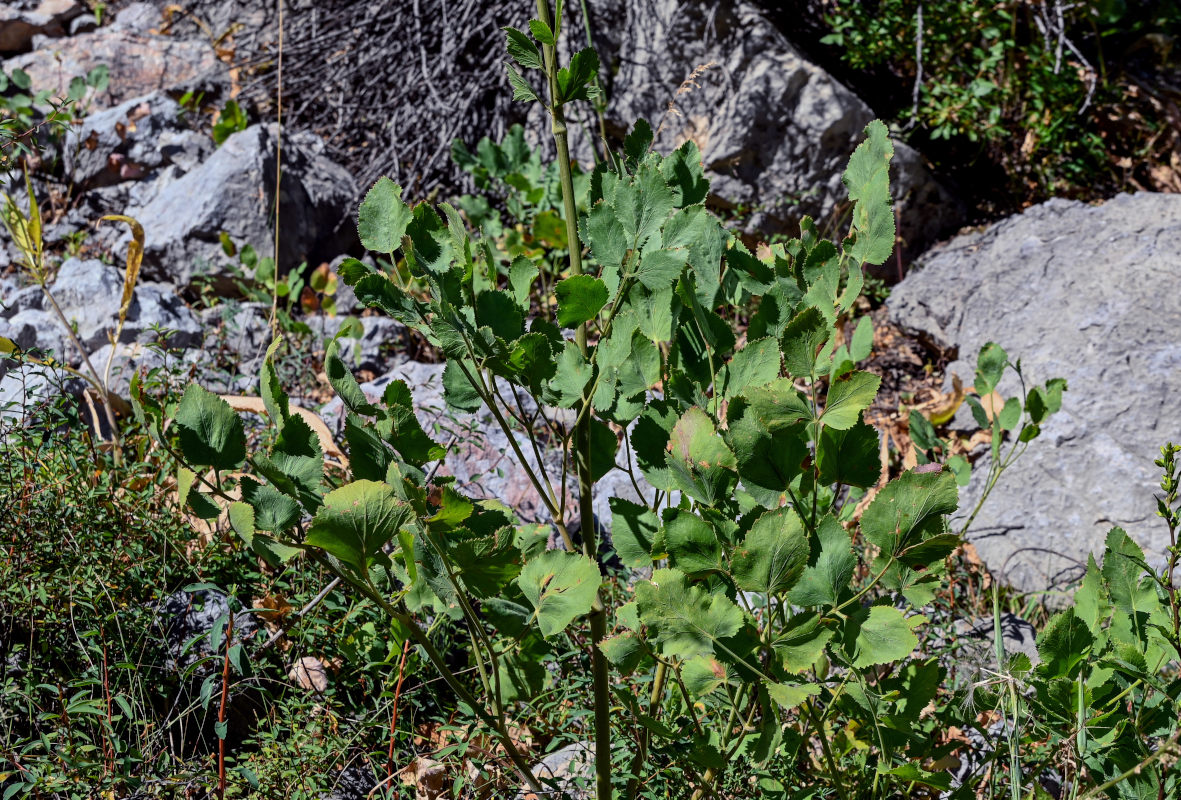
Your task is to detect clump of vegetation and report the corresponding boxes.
[3,2,1179,799]
[820,0,1181,204]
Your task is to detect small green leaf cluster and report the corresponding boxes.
[0,65,108,175]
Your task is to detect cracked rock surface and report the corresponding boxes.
[889,192,1181,590]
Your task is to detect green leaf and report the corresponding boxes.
[527,18,554,45]
[599,632,647,675]
[847,606,918,668]
[503,27,542,69]
[1036,608,1094,679]
[660,509,721,576]
[731,506,808,594]
[881,764,951,792]
[719,337,781,401]
[1102,527,1159,621]
[850,315,874,362]
[974,342,1008,394]
[726,409,807,508]
[817,417,880,488]
[609,498,658,568]
[634,247,688,292]
[548,341,592,408]
[442,360,482,413]
[240,477,300,532]
[635,568,744,661]
[741,379,814,433]
[175,384,245,470]
[582,201,628,269]
[260,337,289,423]
[773,613,834,673]
[1075,554,1111,635]
[325,335,376,414]
[475,289,524,342]
[557,48,600,103]
[382,380,446,466]
[358,177,412,254]
[518,551,603,637]
[305,481,412,574]
[684,656,737,697]
[781,306,830,378]
[555,274,608,328]
[667,407,738,505]
[614,163,674,251]
[998,396,1021,431]
[508,256,537,308]
[842,120,895,266]
[505,63,538,103]
[632,401,678,491]
[765,680,821,711]
[789,515,855,608]
[660,140,710,206]
[860,468,958,556]
[587,417,619,482]
[821,371,880,430]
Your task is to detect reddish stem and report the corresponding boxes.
[217,612,235,800]
[386,639,412,783]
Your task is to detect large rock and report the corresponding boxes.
[888,193,1181,590]
[114,124,357,286]
[582,0,962,263]
[63,91,212,188]
[47,257,202,354]
[4,14,224,109]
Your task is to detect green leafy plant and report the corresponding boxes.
[156,4,1074,798]
[210,235,309,334]
[212,100,248,147]
[821,0,1181,200]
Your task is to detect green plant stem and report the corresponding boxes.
[625,661,669,799]
[993,570,1021,800]
[535,2,612,797]
[1076,728,1180,800]
[40,286,122,463]
[805,697,850,800]
[353,576,544,795]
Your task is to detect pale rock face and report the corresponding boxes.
[889,192,1181,591]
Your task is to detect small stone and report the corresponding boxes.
[288,656,329,693]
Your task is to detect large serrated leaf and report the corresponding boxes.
[518,550,602,637]
[731,506,808,595]
[305,480,412,574]
[789,515,856,608]
[175,384,245,470]
[635,568,744,661]
[860,468,958,556]
[358,176,412,254]
[842,120,895,267]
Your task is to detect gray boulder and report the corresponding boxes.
[4,15,225,109]
[889,192,1181,590]
[115,124,357,286]
[48,257,202,354]
[581,0,962,263]
[63,92,212,188]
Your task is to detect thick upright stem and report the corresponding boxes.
[535,2,612,797]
